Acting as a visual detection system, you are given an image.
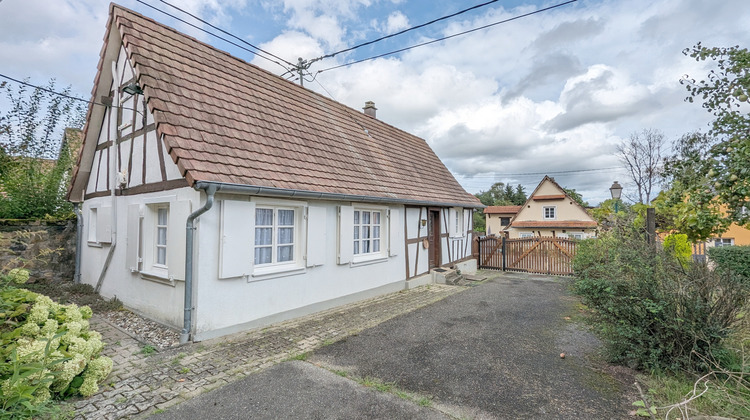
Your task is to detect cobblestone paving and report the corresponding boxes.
[73,284,465,419]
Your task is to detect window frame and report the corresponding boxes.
[254,206,299,268]
[713,238,734,247]
[250,199,307,279]
[141,202,171,280]
[352,206,388,263]
[153,205,169,268]
[543,206,556,220]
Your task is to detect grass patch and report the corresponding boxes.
[361,376,395,392]
[179,367,190,374]
[287,352,308,361]
[140,344,156,355]
[171,352,187,365]
[332,369,348,378]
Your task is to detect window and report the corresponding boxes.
[714,238,734,247]
[519,232,534,238]
[154,206,168,266]
[353,209,381,255]
[254,207,296,266]
[500,217,511,226]
[543,206,556,220]
[568,233,584,240]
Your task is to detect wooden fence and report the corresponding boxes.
[476,236,579,276]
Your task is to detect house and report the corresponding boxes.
[68,4,482,342]
[483,205,521,236]
[505,176,597,239]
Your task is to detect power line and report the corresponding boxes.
[0,73,143,116]
[313,0,500,62]
[133,0,292,73]
[153,0,295,67]
[462,167,623,178]
[317,0,578,73]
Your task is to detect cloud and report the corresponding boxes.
[543,65,657,133]
[384,11,409,34]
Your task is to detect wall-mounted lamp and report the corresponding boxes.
[122,83,143,95]
[420,219,427,227]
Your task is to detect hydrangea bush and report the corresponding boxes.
[0,268,112,413]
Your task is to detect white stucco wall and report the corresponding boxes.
[80,187,200,327]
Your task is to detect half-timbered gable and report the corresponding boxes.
[505,176,597,239]
[70,4,482,341]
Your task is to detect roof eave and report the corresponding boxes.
[194,181,485,209]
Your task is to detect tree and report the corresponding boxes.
[660,132,729,242]
[473,182,528,232]
[0,79,85,219]
[660,44,750,240]
[616,129,665,204]
[475,182,527,206]
[563,188,588,207]
[679,44,750,225]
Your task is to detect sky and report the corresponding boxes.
[1,0,749,205]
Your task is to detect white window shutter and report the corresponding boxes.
[337,205,353,264]
[448,208,457,238]
[167,200,192,281]
[219,200,255,279]
[97,206,112,244]
[126,204,142,272]
[306,206,327,267]
[388,208,402,256]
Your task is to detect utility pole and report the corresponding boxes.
[297,58,306,87]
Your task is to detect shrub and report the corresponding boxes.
[662,233,692,268]
[572,224,750,373]
[708,245,750,279]
[0,269,112,417]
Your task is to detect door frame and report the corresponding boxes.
[428,208,442,269]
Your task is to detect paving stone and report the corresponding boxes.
[73,284,464,419]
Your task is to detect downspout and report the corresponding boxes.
[95,61,120,293]
[73,203,83,284]
[180,184,217,344]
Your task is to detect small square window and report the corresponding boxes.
[543,206,556,220]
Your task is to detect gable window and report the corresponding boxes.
[254,207,296,266]
[543,206,556,220]
[713,238,734,247]
[354,209,381,256]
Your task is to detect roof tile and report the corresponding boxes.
[73,5,481,208]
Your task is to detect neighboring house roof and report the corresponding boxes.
[484,205,522,215]
[506,175,597,230]
[69,4,481,208]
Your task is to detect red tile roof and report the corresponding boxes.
[484,205,522,214]
[70,4,481,208]
[510,220,598,229]
[532,194,566,201]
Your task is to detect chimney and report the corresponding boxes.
[363,101,377,118]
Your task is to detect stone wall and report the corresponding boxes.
[0,220,77,282]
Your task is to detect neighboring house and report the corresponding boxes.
[68,4,481,342]
[483,205,521,236]
[505,176,597,239]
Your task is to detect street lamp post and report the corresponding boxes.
[610,181,623,213]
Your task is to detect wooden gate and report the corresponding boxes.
[477,237,578,276]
